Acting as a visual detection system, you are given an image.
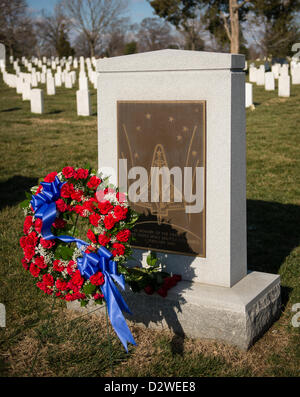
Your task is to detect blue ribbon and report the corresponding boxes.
[77,246,136,352]
[31,176,65,240]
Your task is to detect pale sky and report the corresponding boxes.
[27,0,155,23]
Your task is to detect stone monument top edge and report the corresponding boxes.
[96,49,245,73]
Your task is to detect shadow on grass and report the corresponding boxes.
[247,199,300,305]
[0,107,21,113]
[48,110,63,115]
[0,175,38,210]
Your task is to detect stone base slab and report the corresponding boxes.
[67,271,281,350]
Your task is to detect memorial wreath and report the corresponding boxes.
[19,166,182,351]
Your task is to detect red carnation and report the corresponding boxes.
[21,258,29,270]
[74,168,89,180]
[116,229,130,242]
[112,243,125,257]
[71,270,84,287]
[93,292,104,300]
[60,183,74,198]
[90,271,105,286]
[20,236,27,248]
[71,189,83,202]
[26,231,38,247]
[98,234,110,246]
[24,245,35,261]
[87,175,101,189]
[53,259,64,272]
[56,198,68,212]
[29,263,40,277]
[56,279,68,291]
[44,172,57,183]
[113,205,128,221]
[103,213,116,230]
[34,219,43,234]
[87,229,97,244]
[23,216,33,235]
[98,200,113,215]
[34,256,47,269]
[89,212,101,227]
[40,238,55,249]
[116,192,127,203]
[173,274,182,282]
[62,166,75,179]
[43,273,54,287]
[67,260,76,275]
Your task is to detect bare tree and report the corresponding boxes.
[137,17,178,52]
[61,0,129,57]
[35,3,69,57]
[0,0,36,56]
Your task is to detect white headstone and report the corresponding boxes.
[22,82,32,101]
[30,89,44,114]
[291,66,300,85]
[79,75,89,90]
[278,75,290,97]
[245,82,253,107]
[264,72,275,91]
[0,43,5,71]
[47,76,56,95]
[76,89,91,116]
[65,73,73,88]
[55,72,62,87]
[256,68,265,85]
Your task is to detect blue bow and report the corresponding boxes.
[31,176,65,240]
[77,246,136,352]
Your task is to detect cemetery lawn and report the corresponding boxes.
[0,75,299,378]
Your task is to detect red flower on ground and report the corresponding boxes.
[43,273,54,287]
[71,189,83,201]
[90,271,105,286]
[71,270,84,287]
[144,286,154,295]
[157,287,168,298]
[21,258,29,270]
[67,260,76,275]
[93,292,104,300]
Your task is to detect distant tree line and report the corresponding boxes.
[0,0,299,59]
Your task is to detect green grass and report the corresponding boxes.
[0,71,299,377]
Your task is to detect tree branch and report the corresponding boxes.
[221,13,231,41]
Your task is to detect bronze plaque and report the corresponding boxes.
[117,101,206,257]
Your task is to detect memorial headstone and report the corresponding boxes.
[76,89,91,116]
[88,50,281,350]
[47,75,56,95]
[30,89,44,114]
[265,72,275,91]
[278,74,290,97]
[245,82,253,107]
[0,43,5,71]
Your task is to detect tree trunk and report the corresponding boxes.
[229,0,240,54]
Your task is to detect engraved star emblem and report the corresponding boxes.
[145,113,151,119]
